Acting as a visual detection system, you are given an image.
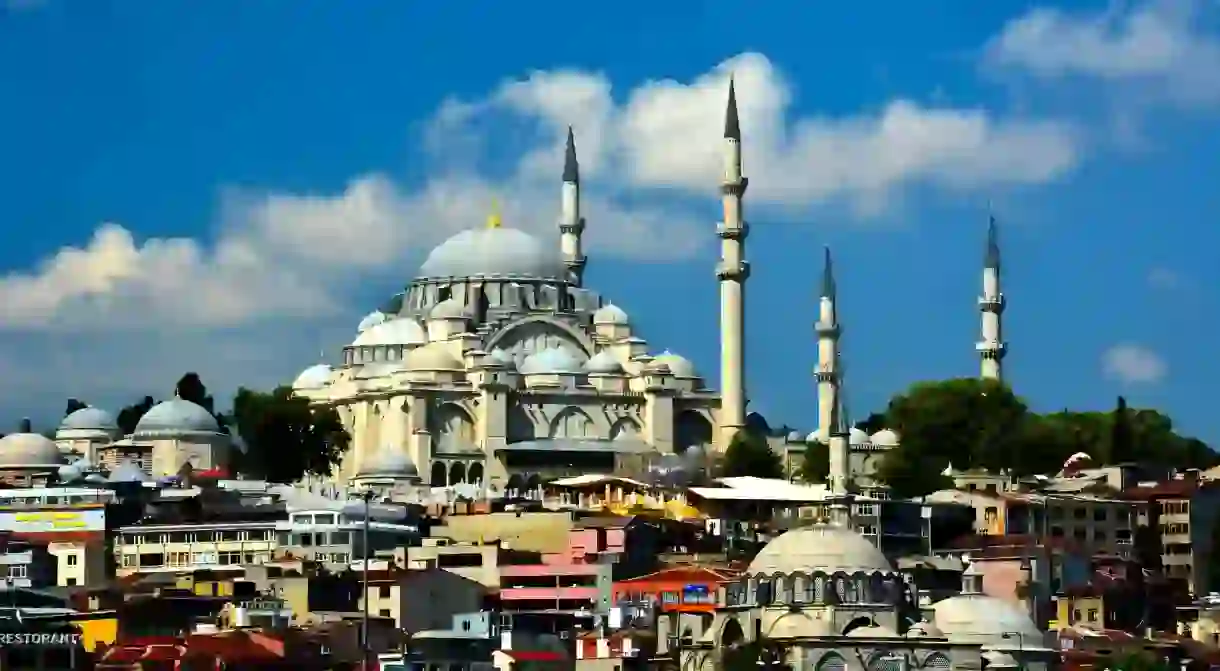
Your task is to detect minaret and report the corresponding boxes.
[827,390,853,527]
[815,247,840,439]
[559,126,587,286]
[717,79,750,448]
[977,215,1007,381]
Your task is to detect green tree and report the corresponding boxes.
[874,446,953,499]
[854,412,888,434]
[1109,396,1135,464]
[176,372,230,433]
[64,399,88,417]
[116,396,157,435]
[797,440,828,484]
[231,386,350,482]
[720,430,782,479]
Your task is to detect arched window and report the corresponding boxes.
[811,575,826,603]
[845,580,859,603]
[923,653,951,670]
[834,576,848,602]
[774,574,792,603]
[869,654,906,671]
[817,653,847,671]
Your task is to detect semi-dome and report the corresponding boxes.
[429,297,467,320]
[652,351,697,378]
[405,343,464,371]
[357,310,388,333]
[293,364,333,390]
[849,427,871,444]
[592,303,629,325]
[58,407,119,436]
[905,620,944,639]
[133,398,221,437]
[931,594,1046,649]
[584,350,623,374]
[520,345,585,375]
[418,228,563,280]
[485,349,517,369]
[357,449,419,478]
[747,524,893,576]
[353,318,427,347]
[870,428,900,446]
[0,432,63,467]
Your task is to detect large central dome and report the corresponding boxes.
[418,228,564,280]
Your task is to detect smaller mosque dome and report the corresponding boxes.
[357,310,388,333]
[871,428,900,446]
[293,364,333,390]
[748,524,893,576]
[593,304,629,325]
[134,398,221,437]
[584,350,623,374]
[429,298,467,320]
[418,228,563,280]
[485,349,517,369]
[405,343,464,371]
[849,427,871,444]
[108,460,149,483]
[357,449,419,478]
[0,432,62,467]
[846,624,899,638]
[786,430,803,442]
[520,345,584,375]
[58,407,119,436]
[905,620,944,639]
[652,351,697,378]
[353,318,427,347]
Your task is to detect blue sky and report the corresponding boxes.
[1,0,1218,444]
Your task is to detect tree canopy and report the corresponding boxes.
[116,396,157,435]
[720,429,783,479]
[867,378,1218,497]
[230,385,350,483]
[797,440,828,484]
[64,399,88,417]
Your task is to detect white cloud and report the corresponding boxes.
[986,0,1220,108]
[1147,266,1182,289]
[1102,343,1168,384]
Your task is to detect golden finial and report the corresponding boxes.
[486,198,502,229]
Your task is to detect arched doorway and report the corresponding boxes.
[448,462,466,485]
[675,410,713,454]
[430,462,446,487]
[467,462,484,485]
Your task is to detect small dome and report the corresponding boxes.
[583,350,623,374]
[520,345,585,375]
[357,310,388,333]
[58,407,119,436]
[0,432,62,467]
[133,398,221,437]
[805,429,827,444]
[57,463,83,483]
[357,450,419,478]
[748,524,893,575]
[849,427,871,444]
[485,349,517,369]
[405,343,464,371]
[871,428,900,446]
[652,351,697,378]
[293,364,333,390]
[353,318,427,347]
[846,624,899,638]
[429,297,467,320]
[418,228,563,280]
[593,303,629,325]
[931,594,1046,649]
[905,620,944,638]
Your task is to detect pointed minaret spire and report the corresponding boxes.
[977,212,1007,381]
[724,77,741,140]
[985,214,1001,271]
[717,78,750,449]
[559,126,586,286]
[562,126,579,184]
[821,245,836,300]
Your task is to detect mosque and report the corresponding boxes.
[289,81,1010,494]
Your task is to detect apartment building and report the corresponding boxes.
[0,487,114,587]
[1123,474,1220,595]
[114,521,277,576]
[274,507,421,571]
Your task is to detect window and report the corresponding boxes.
[379,585,392,598]
[379,609,392,617]
[1073,508,1087,520]
[64,578,76,586]
[7,565,26,579]
[1073,608,1082,622]
[1094,530,1107,543]
[1093,508,1107,522]
[1088,608,1098,622]
[1051,526,1064,537]
[66,554,78,566]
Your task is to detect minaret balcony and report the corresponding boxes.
[716,221,750,240]
[815,322,840,337]
[814,370,838,383]
[716,260,751,281]
[719,176,749,196]
[976,341,1008,358]
[978,294,1006,311]
[559,217,586,235]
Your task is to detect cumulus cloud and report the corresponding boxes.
[986,0,1220,108]
[1102,343,1168,384]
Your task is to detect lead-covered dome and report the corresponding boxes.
[748,524,893,576]
[134,398,221,438]
[520,345,585,374]
[353,318,427,347]
[418,228,564,280]
[356,449,419,478]
[405,343,464,371]
[652,351,697,378]
[0,432,62,467]
[58,407,120,438]
[593,304,629,325]
[584,350,624,374]
[931,594,1046,649]
[293,364,334,390]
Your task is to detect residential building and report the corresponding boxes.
[113,520,276,575]
[396,538,504,587]
[1123,474,1220,594]
[0,486,113,588]
[274,506,421,570]
[360,567,486,633]
[613,566,738,627]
